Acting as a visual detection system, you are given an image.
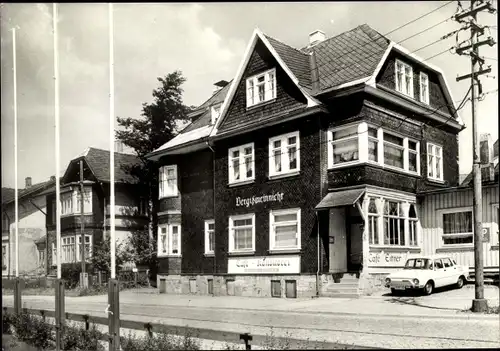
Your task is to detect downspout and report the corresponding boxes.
[206,140,216,287]
[315,211,320,298]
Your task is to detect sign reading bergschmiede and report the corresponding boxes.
[236,192,284,208]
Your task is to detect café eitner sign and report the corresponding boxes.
[236,192,284,208]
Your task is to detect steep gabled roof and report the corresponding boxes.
[2,179,55,205]
[65,147,142,184]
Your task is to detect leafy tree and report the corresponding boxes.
[115,71,192,273]
[90,236,131,274]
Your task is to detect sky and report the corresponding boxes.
[1,2,498,188]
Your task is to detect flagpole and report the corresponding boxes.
[12,27,19,279]
[53,3,61,280]
[109,2,116,280]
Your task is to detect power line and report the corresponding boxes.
[397,16,451,44]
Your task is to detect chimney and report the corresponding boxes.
[309,30,326,46]
[480,133,495,181]
[212,80,229,95]
[50,176,56,182]
[25,177,32,188]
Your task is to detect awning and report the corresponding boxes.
[315,188,365,210]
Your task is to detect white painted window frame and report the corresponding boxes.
[228,213,255,253]
[204,219,215,255]
[269,208,301,251]
[76,234,93,261]
[438,207,474,247]
[427,142,443,182]
[419,72,429,105]
[246,68,276,108]
[159,165,178,198]
[269,131,300,177]
[492,204,499,246]
[228,143,255,184]
[395,59,414,98]
[383,130,420,175]
[75,187,93,214]
[157,223,182,257]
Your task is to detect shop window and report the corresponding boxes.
[271,280,281,297]
[427,143,443,181]
[157,223,181,256]
[269,131,300,177]
[228,143,254,184]
[204,220,215,255]
[269,208,301,250]
[408,204,418,246]
[368,199,379,245]
[159,165,178,198]
[229,214,255,253]
[441,209,473,246]
[395,59,414,98]
[383,201,405,246]
[246,68,276,107]
[285,280,297,298]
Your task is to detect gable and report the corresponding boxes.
[62,158,96,184]
[375,50,454,116]
[217,38,308,134]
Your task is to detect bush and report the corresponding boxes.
[10,311,52,350]
[120,327,201,351]
[3,311,13,334]
[61,263,93,289]
[62,321,104,351]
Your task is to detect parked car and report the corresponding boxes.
[385,255,469,295]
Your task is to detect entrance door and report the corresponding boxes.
[329,208,347,273]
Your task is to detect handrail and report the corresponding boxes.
[3,306,376,349]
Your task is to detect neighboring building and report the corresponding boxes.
[418,134,499,278]
[45,147,148,274]
[148,25,465,297]
[2,177,55,276]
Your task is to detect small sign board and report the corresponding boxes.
[132,267,138,273]
[482,227,490,242]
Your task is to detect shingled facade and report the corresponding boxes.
[147,24,465,297]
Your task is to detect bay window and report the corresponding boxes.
[408,204,418,246]
[76,235,92,261]
[368,127,379,162]
[269,131,300,177]
[329,125,359,165]
[269,208,301,250]
[159,165,178,198]
[61,192,73,216]
[204,220,215,255]
[62,236,76,263]
[441,209,473,246]
[158,223,181,256]
[427,143,443,181]
[420,72,429,104]
[246,68,276,107]
[383,201,405,246]
[368,199,379,245]
[383,132,404,169]
[229,213,255,253]
[395,59,413,97]
[228,143,254,184]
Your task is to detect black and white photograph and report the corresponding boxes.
[1,1,499,349]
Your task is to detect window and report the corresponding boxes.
[442,210,473,245]
[270,208,301,250]
[442,257,453,268]
[383,132,404,169]
[211,103,222,125]
[61,236,76,263]
[246,69,276,107]
[330,125,359,165]
[75,188,92,214]
[368,199,379,245]
[408,204,418,246]
[138,198,148,216]
[229,214,255,253]
[420,72,429,104]
[228,143,254,184]
[157,223,181,256]
[2,244,7,270]
[76,235,92,261]
[368,127,379,162]
[159,165,178,198]
[395,59,413,97]
[269,132,300,177]
[61,192,73,216]
[427,143,443,181]
[408,141,418,173]
[384,201,405,246]
[204,220,215,255]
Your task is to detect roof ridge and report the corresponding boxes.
[301,23,374,52]
[264,33,310,57]
[86,146,137,157]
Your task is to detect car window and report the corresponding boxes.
[442,258,452,268]
[434,259,444,269]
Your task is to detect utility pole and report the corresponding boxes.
[79,160,88,288]
[454,0,496,313]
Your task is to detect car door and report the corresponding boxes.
[433,259,446,288]
[441,258,456,286]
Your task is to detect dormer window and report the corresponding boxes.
[419,72,429,105]
[211,103,222,125]
[246,68,276,107]
[395,59,413,98]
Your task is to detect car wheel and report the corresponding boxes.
[423,281,433,296]
[456,276,465,289]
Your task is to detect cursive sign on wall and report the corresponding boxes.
[236,192,284,208]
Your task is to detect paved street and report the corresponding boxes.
[3,285,499,349]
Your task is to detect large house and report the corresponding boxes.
[44,147,148,273]
[2,177,55,276]
[147,25,466,298]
